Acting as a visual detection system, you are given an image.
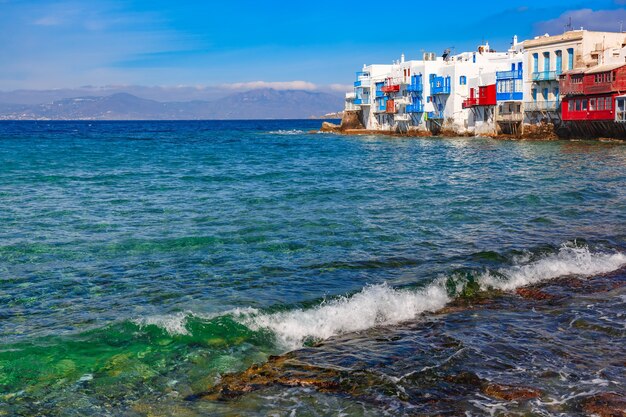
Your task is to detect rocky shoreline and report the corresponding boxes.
[316,111,626,141]
[187,268,626,416]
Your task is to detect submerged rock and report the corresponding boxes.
[482,383,541,401]
[516,287,556,300]
[581,393,626,417]
[187,354,346,401]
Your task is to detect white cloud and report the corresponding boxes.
[221,81,318,91]
[535,8,626,35]
[327,83,352,92]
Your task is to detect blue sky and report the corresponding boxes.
[1,0,626,92]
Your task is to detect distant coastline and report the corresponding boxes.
[0,89,344,121]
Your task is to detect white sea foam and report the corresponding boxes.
[478,244,626,291]
[134,312,191,335]
[238,282,451,350]
[268,129,305,135]
[137,244,626,349]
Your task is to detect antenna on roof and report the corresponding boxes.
[565,17,573,32]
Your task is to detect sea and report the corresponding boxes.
[0,120,625,416]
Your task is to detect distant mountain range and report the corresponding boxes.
[0,89,345,120]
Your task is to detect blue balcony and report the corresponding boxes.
[429,75,451,95]
[407,83,423,93]
[428,111,444,120]
[353,98,370,105]
[375,82,385,98]
[532,71,558,81]
[407,103,424,113]
[407,74,423,93]
[354,71,371,88]
[375,96,388,113]
[496,92,523,101]
[496,69,523,80]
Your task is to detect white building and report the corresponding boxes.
[523,29,626,124]
[345,39,525,135]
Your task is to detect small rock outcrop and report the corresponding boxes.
[339,111,365,131]
[320,121,341,133]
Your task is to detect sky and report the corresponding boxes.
[1,0,626,95]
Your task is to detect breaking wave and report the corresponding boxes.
[268,129,306,135]
[138,243,626,350]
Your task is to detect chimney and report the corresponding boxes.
[513,35,518,46]
[401,53,405,63]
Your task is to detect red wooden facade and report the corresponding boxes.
[560,63,626,121]
[562,94,617,121]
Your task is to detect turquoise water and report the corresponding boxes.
[1,121,625,416]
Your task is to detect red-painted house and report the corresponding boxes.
[560,63,626,121]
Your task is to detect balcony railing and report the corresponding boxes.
[394,114,411,121]
[496,69,523,80]
[406,103,424,113]
[560,84,584,96]
[532,71,558,81]
[496,112,523,122]
[496,92,523,101]
[354,79,371,88]
[431,85,451,95]
[353,98,370,105]
[428,111,444,120]
[462,98,478,108]
[345,102,359,111]
[524,101,561,112]
[407,83,423,93]
[381,85,400,93]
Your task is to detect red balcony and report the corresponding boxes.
[560,72,585,96]
[462,98,478,108]
[381,84,400,93]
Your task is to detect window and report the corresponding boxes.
[555,50,562,74]
[606,97,613,110]
[582,99,588,111]
[590,98,596,111]
[617,98,626,121]
[594,72,613,83]
[533,53,539,73]
[598,98,605,111]
[543,52,550,72]
[532,89,537,101]
[569,100,575,112]
[575,100,581,111]
[567,48,574,70]
[460,76,467,85]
